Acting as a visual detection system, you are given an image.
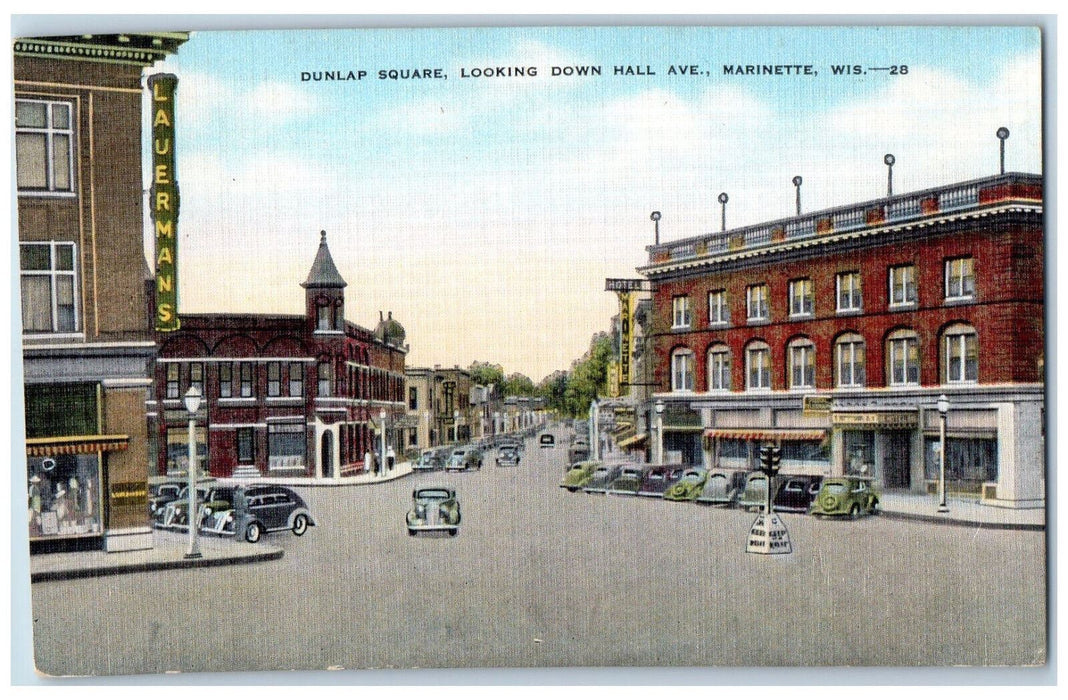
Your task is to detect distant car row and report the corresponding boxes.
[560,461,879,517]
[150,481,316,542]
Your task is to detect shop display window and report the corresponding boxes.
[27,454,101,540]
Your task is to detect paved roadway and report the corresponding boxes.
[31,426,1046,676]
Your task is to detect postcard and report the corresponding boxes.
[11,21,1046,679]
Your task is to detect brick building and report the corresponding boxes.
[152,232,408,480]
[639,172,1043,507]
[15,33,188,553]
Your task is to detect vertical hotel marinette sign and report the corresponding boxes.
[148,74,180,331]
[606,278,644,394]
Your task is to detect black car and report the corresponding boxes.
[496,446,521,467]
[148,480,184,518]
[200,484,316,542]
[773,475,824,513]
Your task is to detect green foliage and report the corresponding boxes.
[537,331,614,418]
[467,361,505,387]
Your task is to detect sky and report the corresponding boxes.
[139,24,1042,383]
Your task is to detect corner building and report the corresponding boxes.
[153,233,408,480]
[640,173,1043,508]
[15,34,188,553]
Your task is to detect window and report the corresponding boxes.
[707,345,731,391]
[945,257,975,300]
[943,323,978,383]
[788,279,814,317]
[318,362,333,397]
[708,290,728,326]
[836,272,862,312]
[889,265,917,306]
[671,348,695,392]
[887,329,920,386]
[189,363,204,396]
[316,304,334,331]
[20,242,77,333]
[409,386,418,410]
[239,363,254,397]
[219,363,233,398]
[15,99,74,194]
[746,284,769,322]
[268,423,306,470]
[672,295,691,329]
[745,342,771,390]
[267,362,281,396]
[166,364,179,399]
[788,339,815,389]
[835,334,866,388]
[236,427,255,463]
[289,363,304,396]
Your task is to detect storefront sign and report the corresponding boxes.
[832,412,918,429]
[148,73,181,331]
[109,481,148,507]
[604,278,647,292]
[617,291,633,392]
[802,395,832,416]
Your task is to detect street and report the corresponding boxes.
[31,427,1046,675]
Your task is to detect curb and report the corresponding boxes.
[31,547,284,583]
[877,509,1045,532]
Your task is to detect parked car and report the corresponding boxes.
[696,470,748,506]
[148,480,185,518]
[606,465,646,495]
[583,463,624,494]
[539,433,556,448]
[738,472,772,511]
[637,466,686,497]
[773,475,824,513]
[809,477,880,518]
[568,443,590,464]
[200,484,316,542]
[663,468,709,502]
[406,487,460,536]
[496,446,521,467]
[445,446,482,471]
[499,439,523,454]
[155,483,234,530]
[413,448,447,471]
[560,460,601,491]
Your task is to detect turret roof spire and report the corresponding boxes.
[301,230,347,289]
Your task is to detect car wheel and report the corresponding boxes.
[849,504,861,519]
[292,514,309,536]
[244,522,262,543]
[448,528,458,537]
[408,529,416,537]
[566,487,578,493]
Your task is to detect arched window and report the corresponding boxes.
[943,323,978,384]
[886,329,920,386]
[787,338,815,389]
[671,348,695,392]
[745,341,771,391]
[707,344,731,391]
[834,333,866,388]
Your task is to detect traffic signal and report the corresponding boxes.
[759,443,782,475]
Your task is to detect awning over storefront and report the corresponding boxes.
[617,432,648,448]
[703,428,826,442]
[26,434,130,456]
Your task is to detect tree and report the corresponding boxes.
[467,361,504,388]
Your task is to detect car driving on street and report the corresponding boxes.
[406,487,460,536]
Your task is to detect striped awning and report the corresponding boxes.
[703,428,826,442]
[26,434,130,457]
[617,432,648,448]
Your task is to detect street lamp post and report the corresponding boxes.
[654,399,665,464]
[183,386,202,560]
[379,409,387,475]
[937,394,950,513]
[453,409,460,443]
[423,410,430,448]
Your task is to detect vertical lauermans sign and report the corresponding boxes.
[149,73,180,331]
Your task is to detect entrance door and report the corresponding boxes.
[321,432,334,478]
[884,431,911,489]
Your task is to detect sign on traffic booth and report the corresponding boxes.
[746,513,792,555]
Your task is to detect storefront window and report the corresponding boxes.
[843,430,876,476]
[27,454,102,540]
[268,423,306,470]
[924,437,997,490]
[165,427,208,476]
[782,439,830,467]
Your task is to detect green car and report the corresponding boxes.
[737,472,771,511]
[663,468,709,502]
[809,477,879,517]
[406,487,461,536]
[560,460,601,492]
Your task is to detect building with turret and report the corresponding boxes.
[151,232,408,480]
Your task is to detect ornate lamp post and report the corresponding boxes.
[379,409,387,475]
[654,399,665,464]
[792,175,803,215]
[650,210,661,245]
[996,127,1010,175]
[884,154,896,197]
[718,192,729,232]
[183,386,202,560]
[937,394,950,513]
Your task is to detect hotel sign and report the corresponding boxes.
[832,412,918,429]
[605,278,647,292]
[149,73,181,331]
[617,292,633,392]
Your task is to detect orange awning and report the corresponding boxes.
[703,428,826,442]
[26,434,130,456]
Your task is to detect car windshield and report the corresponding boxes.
[416,489,450,500]
[825,483,847,494]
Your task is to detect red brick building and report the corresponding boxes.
[151,232,408,480]
[639,172,1043,507]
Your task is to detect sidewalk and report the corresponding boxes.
[877,492,1045,531]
